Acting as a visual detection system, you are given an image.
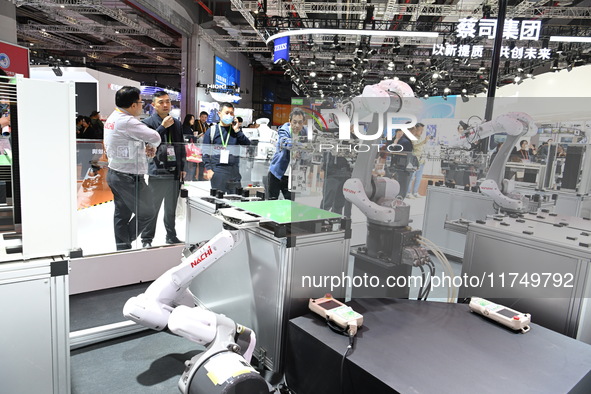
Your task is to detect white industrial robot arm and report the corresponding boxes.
[454,112,538,212]
[342,79,419,226]
[123,228,256,361]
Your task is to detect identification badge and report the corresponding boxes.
[167,146,176,161]
[220,148,230,164]
[469,175,477,187]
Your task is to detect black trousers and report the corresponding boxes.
[268,172,291,200]
[320,176,351,216]
[210,165,242,194]
[106,169,156,250]
[142,176,181,242]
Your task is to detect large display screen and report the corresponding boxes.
[214,56,240,87]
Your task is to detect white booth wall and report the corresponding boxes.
[30,66,141,119]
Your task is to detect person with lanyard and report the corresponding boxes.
[202,102,251,194]
[194,111,210,142]
[141,90,186,248]
[103,86,161,251]
[268,107,306,200]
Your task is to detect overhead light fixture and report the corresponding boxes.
[52,66,63,77]
[309,57,316,66]
[549,36,591,43]
[337,73,343,79]
[309,71,316,77]
[514,76,522,83]
[461,89,469,102]
[409,76,416,84]
[265,29,439,45]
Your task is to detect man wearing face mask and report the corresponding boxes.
[202,102,251,194]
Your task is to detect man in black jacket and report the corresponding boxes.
[141,91,185,247]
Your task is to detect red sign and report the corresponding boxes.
[0,40,30,78]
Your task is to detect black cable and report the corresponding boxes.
[340,334,355,394]
[417,264,426,300]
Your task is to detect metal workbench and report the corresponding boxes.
[455,214,591,342]
[186,198,350,380]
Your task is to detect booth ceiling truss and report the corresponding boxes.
[13,0,591,96]
[223,0,591,98]
[15,0,184,82]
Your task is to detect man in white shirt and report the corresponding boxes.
[104,86,161,250]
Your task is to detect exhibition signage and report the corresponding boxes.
[214,56,240,88]
[273,36,290,64]
[0,40,30,78]
[432,18,551,59]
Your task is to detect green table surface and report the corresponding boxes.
[230,200,341,224]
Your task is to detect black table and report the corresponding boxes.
[286,299,591,394]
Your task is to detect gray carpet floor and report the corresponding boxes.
[71,330,201,394]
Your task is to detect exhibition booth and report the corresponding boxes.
[2,5,591,393]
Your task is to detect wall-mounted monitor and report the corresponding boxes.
[214,56,240,87]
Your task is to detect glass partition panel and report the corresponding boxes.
[77,139,189,255]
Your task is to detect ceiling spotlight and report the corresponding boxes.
[443,87,451,94]
[461,88,467,95]
[362,69,368,74]
[337,73,343,79]
[309,57,316,66]
[309,71,316,77]
[388,61,394,67]
[409,76,416,84]
[514,76,522,83]
[329,75,336,81]
[423,94,429,99]
[432,72,440,80]
[312,82,318,88]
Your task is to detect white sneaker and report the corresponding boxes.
[406,194,415,199]
[414,193,422,198]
